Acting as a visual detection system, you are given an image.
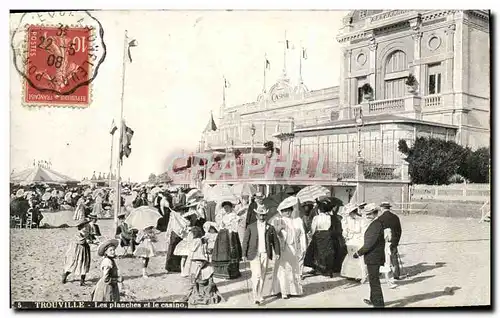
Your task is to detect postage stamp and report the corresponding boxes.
[11,11,106,108]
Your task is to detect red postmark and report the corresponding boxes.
[24,25,92,107]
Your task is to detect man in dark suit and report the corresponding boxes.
[377,202,402,279]
[354,203,385,308]
[245,192,265,229]
[242,205,280,305]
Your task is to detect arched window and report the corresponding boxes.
[384,50,408,99]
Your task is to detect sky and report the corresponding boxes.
[10,10,347,182]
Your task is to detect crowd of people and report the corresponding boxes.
[58,183,403,308]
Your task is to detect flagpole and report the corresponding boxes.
[263,53,267,93]
[109,130,114,187]
[283,30,287,77]
[299,46,302,84]
[114,30,129,235]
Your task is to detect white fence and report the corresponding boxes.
[410,182,490,201]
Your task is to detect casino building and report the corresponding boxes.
[174,10,490,205]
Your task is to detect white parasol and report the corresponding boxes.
[125,206,162,230]
[296,185,331,203]
[231,183,257,197]
[186,189,203,203]
[41,192,52,201]
[210,184,238,204]
[150,187,162,197]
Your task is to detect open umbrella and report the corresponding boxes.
[125,206,163,230]
[150,187,162,197]
[231,183,257,197]
[41,192,52,201]
[296,185,331,203]
[210,184,238,204]
[186,189,203,203]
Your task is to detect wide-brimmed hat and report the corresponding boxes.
[277,196,298,213]
[362,203,379,215]
[380,202,392,209]
[300,200,315,207]
[16,189,25,198]
[182,210,198,219]
[117,212,127,219]
[254,205,269,215]
[203,221,219,233]
[221,201,234,208]
[185,199,200,208]
[75,219,91,229]
[97,239,119,257]
[342,203,359,216]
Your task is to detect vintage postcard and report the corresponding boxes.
[9,9,491,310]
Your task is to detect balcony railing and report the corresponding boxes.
[369,97,405,113]
[424,94,442,107]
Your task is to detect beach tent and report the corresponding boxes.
[11,165,78,185]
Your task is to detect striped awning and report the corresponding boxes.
[11,166,78,184]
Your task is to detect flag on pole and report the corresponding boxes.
[127,39,138,63]
[110,119,118,135]
[266,58,271,70]
[302,48,308,60]
[224,77,231,88]
[119,121,134,163]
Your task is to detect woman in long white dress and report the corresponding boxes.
[340,204,366,280]
[271,196,306,299]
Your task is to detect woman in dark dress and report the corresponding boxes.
[304,196,344,277]
[212,201,242,279]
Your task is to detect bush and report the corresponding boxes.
[399,137,468,185]
[463,147,490,183]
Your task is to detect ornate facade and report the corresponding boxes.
[184,10,489,194]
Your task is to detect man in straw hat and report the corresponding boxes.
[377,202,403,280]
[353,203,386,307]
[242,205,280,305]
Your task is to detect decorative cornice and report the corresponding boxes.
[337,31,373,44]
[422,10,458,22]
[370,10,411,23]
[466,10,490,22]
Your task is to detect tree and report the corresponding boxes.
[148,173,157,184]
[461,147,490,183]
[399,137,468,185]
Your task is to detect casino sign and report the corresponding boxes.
[268,78,293,103]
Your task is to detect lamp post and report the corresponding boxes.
[354,106,364,160]
[250,123,256,154]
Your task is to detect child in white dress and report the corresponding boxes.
[381,228,397,289]
[134,226,157,278]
